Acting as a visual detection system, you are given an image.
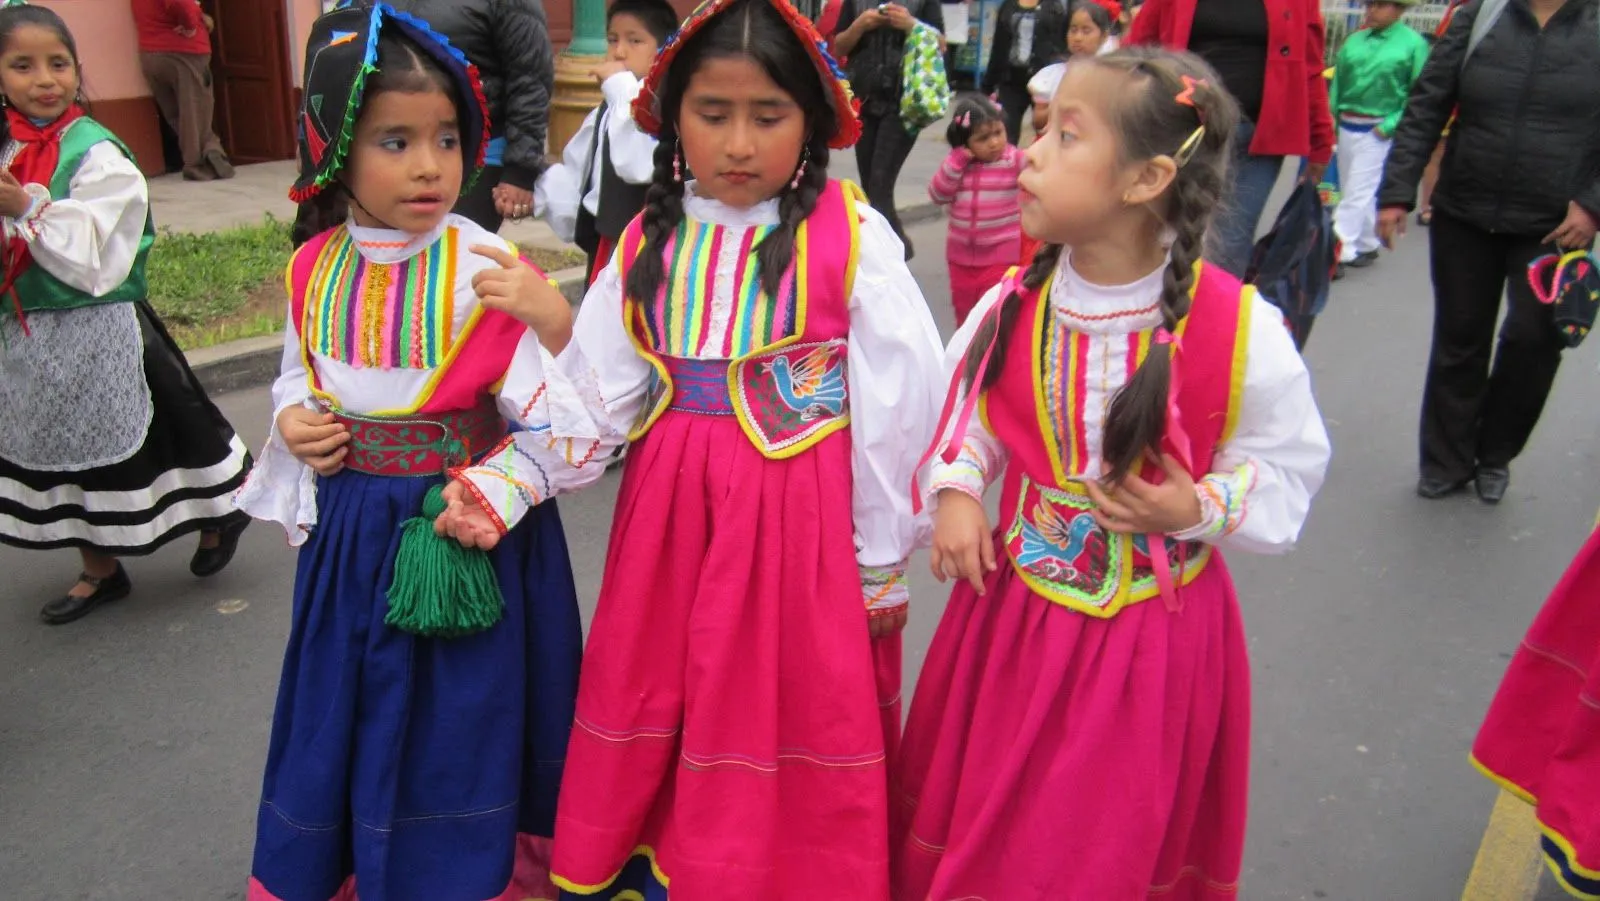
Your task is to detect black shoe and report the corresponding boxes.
[205,149,236,180]
[40,564,132,625]
[1417,476,1469,499]
[191,514,250,577]
[1333,263,1347,281]
[1347,250,1380,269]
[1475,467,1510,505]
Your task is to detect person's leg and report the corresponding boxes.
[1417,212,1508,491]
[1334,127,1386,263]
[1211,122,1283,276]
[998,82,1028,146]
[167,53,228,177]
[139,53,200,178]
[861,114,918,257]
[855,110,882,203]
[39,548,132,625]
[1332,127,1363,264]
[1475,234,1570,488]
[178,53,234,178]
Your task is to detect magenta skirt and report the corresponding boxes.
[893,540,1251,900]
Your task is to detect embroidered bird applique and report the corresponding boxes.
[1018,499,1098,569]
[767,345,847,420]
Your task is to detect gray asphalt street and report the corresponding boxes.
[3,214,1595,900]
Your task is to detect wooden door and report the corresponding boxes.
[205,0,296,163]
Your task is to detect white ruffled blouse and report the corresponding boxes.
[928,252,1332,555]
[501,185,947,609]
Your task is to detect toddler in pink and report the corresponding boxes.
[929,94,1024,324]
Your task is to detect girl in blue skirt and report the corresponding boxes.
[235,5,593,899]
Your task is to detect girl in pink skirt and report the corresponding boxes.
[894,48,1330,900]
[486,0,945,896]
[929,94,1025,326]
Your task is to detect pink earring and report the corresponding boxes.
[672,141,683,183]
[789,147,810,190]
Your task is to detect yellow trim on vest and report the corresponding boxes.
[1028,270,1069,486]
[549,843,672,895]
[1222,282,1255,444]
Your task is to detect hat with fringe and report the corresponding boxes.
[290,2,491,202]
[631,0,862,149]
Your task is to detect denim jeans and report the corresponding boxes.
[1212,120,1284,277]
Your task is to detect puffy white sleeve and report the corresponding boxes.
[448,326,623,532]
[922,284,1010,506]
[599,71,658,185]
[233,314,321,546]
[848,206,947,613]
[5,142,148,297]
[498,254,653,447]
[1169,293,1331,554]
[533,107,598,244]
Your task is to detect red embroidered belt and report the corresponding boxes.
[330,402,507,476]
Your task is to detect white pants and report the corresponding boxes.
[1334,125,1391,262]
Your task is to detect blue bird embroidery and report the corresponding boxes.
[766,346,847,420]
[1017,500,1098,569]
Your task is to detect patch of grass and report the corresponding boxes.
[148,216,292,350]
[523,246,586,274]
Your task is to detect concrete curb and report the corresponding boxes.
[189,201,945,396]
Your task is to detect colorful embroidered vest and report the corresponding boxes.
[14,118,155,312]
[288,223,529,422]
[616,179,863,459]
[983,262,1254,618]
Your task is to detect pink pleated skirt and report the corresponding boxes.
[893,540,1251,900]
[550,410,898,900]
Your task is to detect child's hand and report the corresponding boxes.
[1084,454,1203,535]
[433,479,503,551]
[470,244,574,352]
[869,607,908,639]
[930,489,995,594]
[0,171,31,218]
[591,59,628,84]
[277,406,350,476]
[883,3,917,30]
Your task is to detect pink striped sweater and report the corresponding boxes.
[928,145,1024,267]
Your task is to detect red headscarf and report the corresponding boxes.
[2,104,85,331]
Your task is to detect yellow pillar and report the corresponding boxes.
[548,0,609,160]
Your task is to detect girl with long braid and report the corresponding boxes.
[480,0,944,896]
[893,48,1330,899]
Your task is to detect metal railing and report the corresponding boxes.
[1322,1,1453,63]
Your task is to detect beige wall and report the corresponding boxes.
[36,1,149,100]
[286,0,322,85]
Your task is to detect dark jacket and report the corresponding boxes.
[837,0,946,114]
[386,0,555,189]
[981,0,1070,94]
[1379,0,1600,236]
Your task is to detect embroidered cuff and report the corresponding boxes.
[449,436,541,534]
[861,561,910,614]
[928,440,991,505]
[6,183,50,241]
[1171,461,1259,543]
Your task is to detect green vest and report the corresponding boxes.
[11,117,155,313]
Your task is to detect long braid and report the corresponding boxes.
[963,241,1064,391]
[625,121,689,305]
[755,133,830,295]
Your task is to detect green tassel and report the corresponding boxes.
[384,483,505,638]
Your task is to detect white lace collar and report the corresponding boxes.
[1049,250,1170,335]
[346,217,452,265]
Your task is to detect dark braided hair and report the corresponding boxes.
[626,0,837,304]
[963,47,1237,485]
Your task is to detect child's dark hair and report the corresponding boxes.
[945,93,1005,149]
[1070,0,1115,37]
[963,48,1237,485]
[626,0,835,305]
[609,0,679,44]
[0,4,88,149]
[293,32,461,247]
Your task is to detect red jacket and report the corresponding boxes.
[131,0,211,56]
[1126,0,1333,163]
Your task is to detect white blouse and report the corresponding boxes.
[2,140,148,297]
[501,186,947,609]
[235,214,612,545]
[928,252,1331,555]
[533,70,658,244]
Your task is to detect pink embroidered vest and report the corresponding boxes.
[982,262,1253,618]
[615,179,864,458]
[286,225,536,475]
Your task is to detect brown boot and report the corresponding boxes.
[205,149,236,179]
[182,164,215,182]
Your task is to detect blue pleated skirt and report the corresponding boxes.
[250,469,582,901]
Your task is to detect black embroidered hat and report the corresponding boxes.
[290,2,490,202]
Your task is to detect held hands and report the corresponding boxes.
[492,184,534,221]
[0,171,32,218]
[277,406,350,476]
[469,244,573,352]
[1083,454,1203,535]
[433,479,504,551]
[1376,205,1408,249]
[1543,201,1599,251]
[869,607,908,639]
[930,489,996,595]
